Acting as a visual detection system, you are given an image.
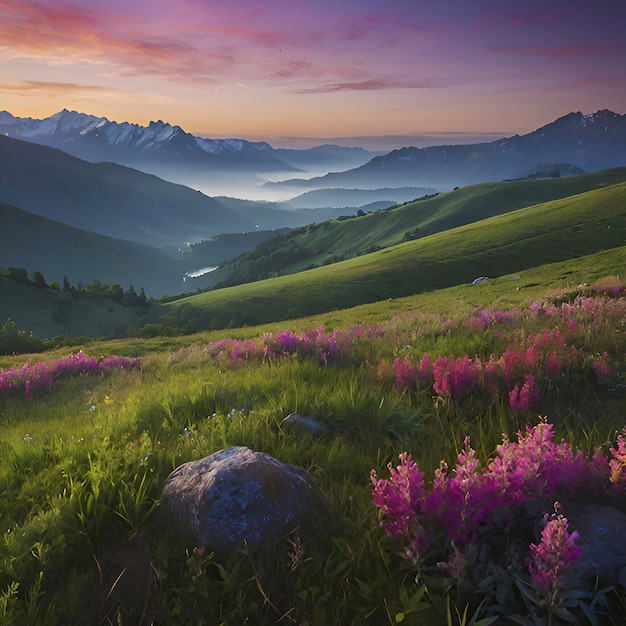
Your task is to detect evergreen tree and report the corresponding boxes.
[124,284,140,306]
[32,271,47,288]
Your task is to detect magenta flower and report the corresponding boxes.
[592,351,612,379]
[432,355,478,400]
[0,352,140,400]
[509,374,541,411]
[371,453,428,555]
[393,358,417,390]
[528,507,582,604]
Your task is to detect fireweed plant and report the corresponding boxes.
[196,283,626,620]
[371,419,626,619]
[202,288,624,413]
[0,350,141,399]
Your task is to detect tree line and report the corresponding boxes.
[1,266,148,306]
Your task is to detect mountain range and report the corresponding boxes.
[0,109,292,171]
[3,108,624,202]
[265,110,626,191]
[0,109,379,194]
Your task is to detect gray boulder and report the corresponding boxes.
[562,501,626,586]
[281,413,327,437]
[160,446,317,553]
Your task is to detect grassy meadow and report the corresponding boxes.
[165,181,626,329]
[1,248,625,623]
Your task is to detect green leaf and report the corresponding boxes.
[408,585,427,612]
[398,585,410,609]
[560,588,591,601]
[506,615,536,626]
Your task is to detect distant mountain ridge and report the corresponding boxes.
[0,110,381,188]
[265,110,626,191]
[5,108,622,200]
[0,108,294,173]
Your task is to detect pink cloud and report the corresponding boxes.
[0,0,448,95]
[0,79,109,93]
[0,1,240,84]
[2,0,624,115]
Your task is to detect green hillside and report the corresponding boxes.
[0,276,149,340]
[0,134,251,248]
[165,182,626,328]
[215,167,626,286]
[0,202,190,298]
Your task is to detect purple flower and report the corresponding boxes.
[393,358,417,390]
[528,507,582,603]
[432,355,478,400]
[371,452,426,552]
[509,374,541,411]
[0,351,141,399]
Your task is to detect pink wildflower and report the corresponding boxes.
[528,507,582,603]
[509,374,541,411]
[371,453,428,554]
[393,358,417,390]
[592,351,612,379]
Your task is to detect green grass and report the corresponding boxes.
[215,167,626,279]
[2,169,626,623]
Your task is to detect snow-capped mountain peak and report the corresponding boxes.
[0,109,293,172]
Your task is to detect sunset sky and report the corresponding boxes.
[1,0,625,148]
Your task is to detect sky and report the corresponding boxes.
[1,0,626,149]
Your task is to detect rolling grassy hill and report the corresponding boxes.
[215,167,626,286]
[5,174,624,339]
[164,181,626,328]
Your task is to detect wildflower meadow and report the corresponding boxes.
[0,279,624,623]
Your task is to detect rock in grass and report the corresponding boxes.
[562,501,626,586]
[281,413,327,437]
[159,446,317,553]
